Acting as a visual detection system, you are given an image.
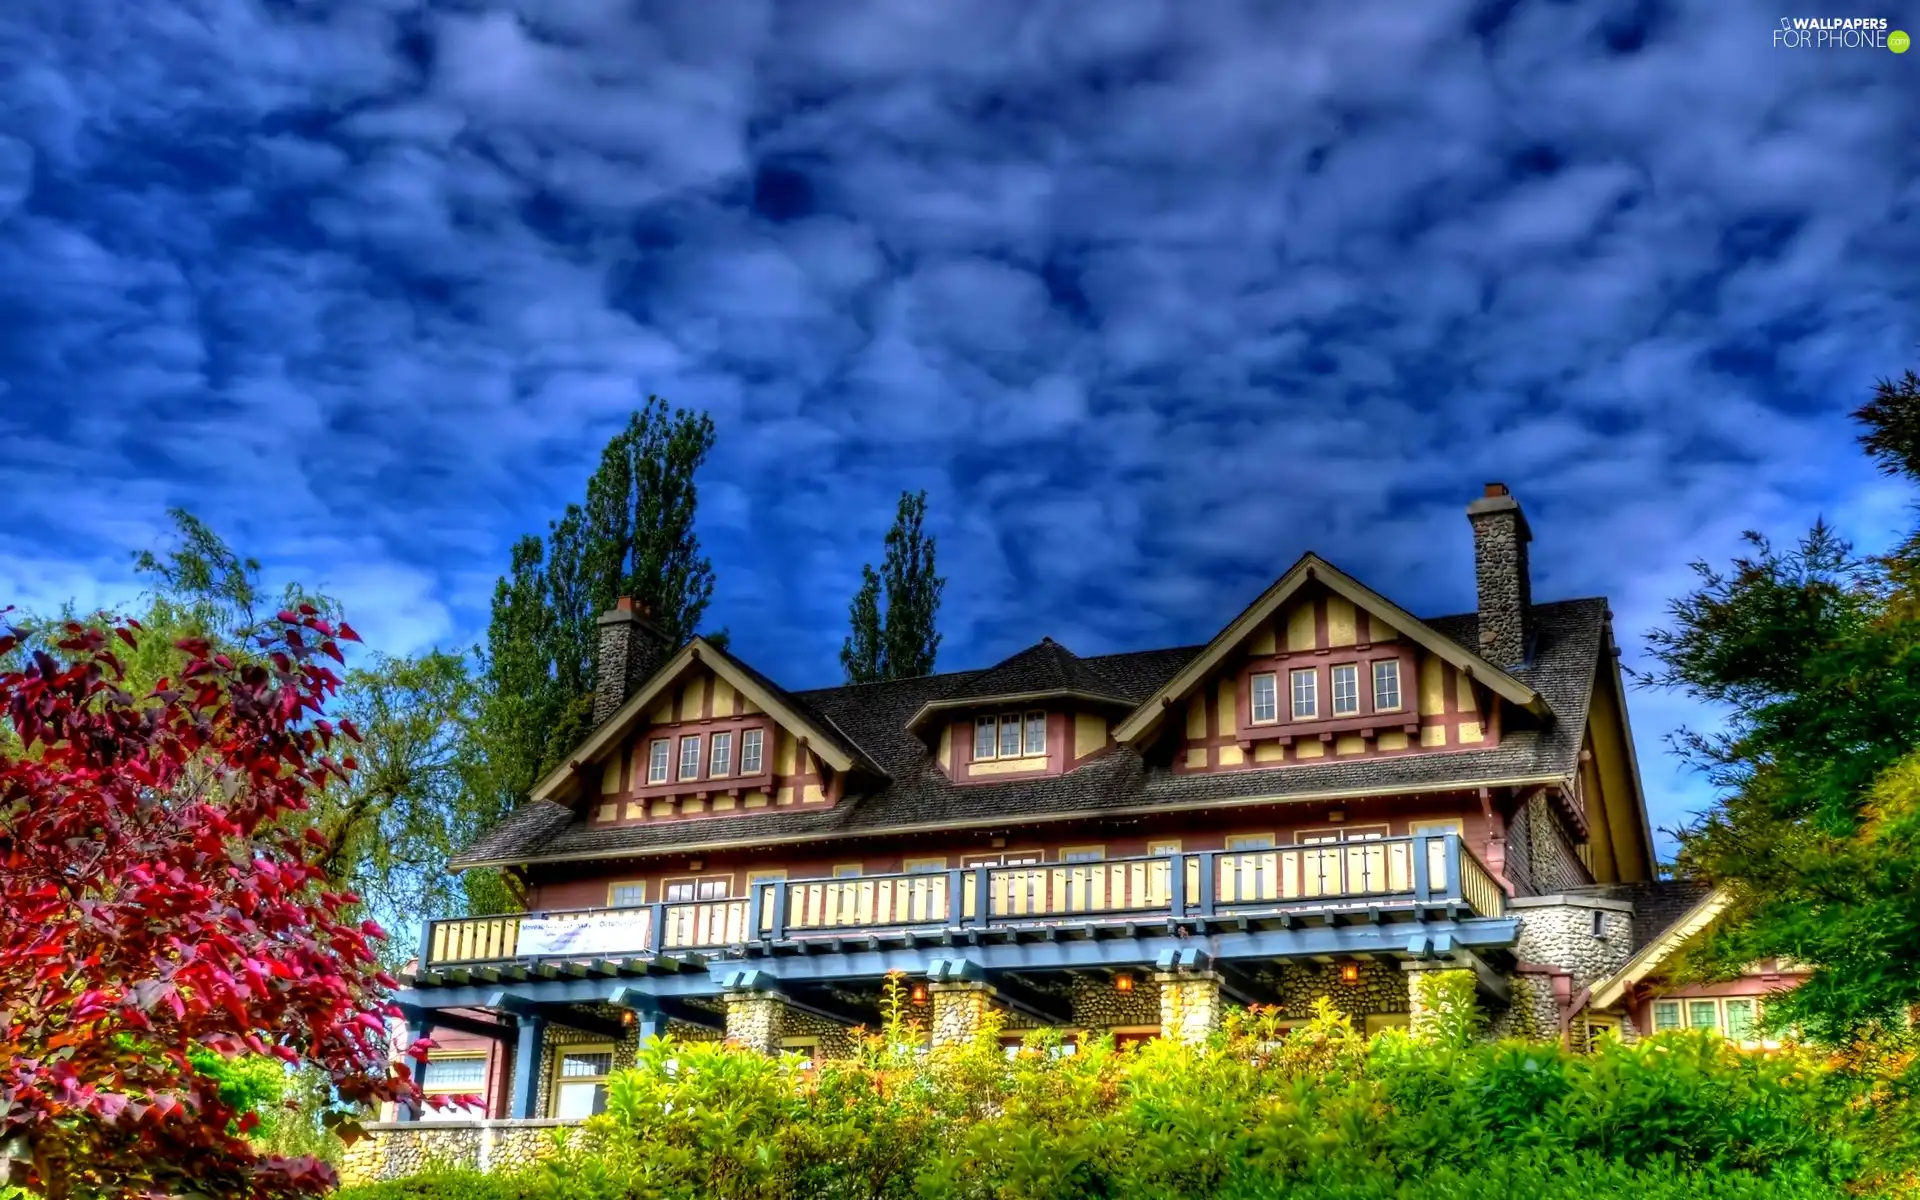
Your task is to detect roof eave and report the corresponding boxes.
[904,688,1135,734]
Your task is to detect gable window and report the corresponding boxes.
[1023,711,1047,756]
[647,739,670,785]
[678,735,702,781]
[709,731,733,777]
[1373,660,1402,712]
[551,1047,613,1119]
[998,713,1022,758]
[974,717,997,759]
[1331,664,1360,716]
[740,728,764,775]
[1250,672,1278,724]
[1290,669,1318,719]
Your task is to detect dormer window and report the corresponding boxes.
[1290,668,1318,719]
[998,713,1022,758]
[740,728,764,774]
[973,711,1048,760]
[709,731,733,777]
[974,716,996,759]
[1024,711,1046,755]
[647,738,670,784]
[1250,672,1278,724]
[678,735,702,780]
[1373,660,1402,712]
[1331,664,1360,716]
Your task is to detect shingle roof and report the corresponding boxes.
[1571,879,1716,953]
[931,638,1135,707]
[451,598,1611,868]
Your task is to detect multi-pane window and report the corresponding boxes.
[678,735,702,780]
[1024,711,1047,755]
[1652,1000,1683,1032]
[608,882,646,908]
[709,731,733,777]
[1373,660,1402,711]
[420,1054,489,1121]
[553,1049,613,1119]
[1290,668,1317,719]
[1688,1000,1720,1030]
[975,717,996,759]
[1723,999,1756,1042]
[1331,664,1360,715]
[998,713,1022,758]
[740,728,764,774]
[1060,847,1104,862]
[647,739,670,784]
[1250,672,1278,723]
[663,876,729,903]
[1651,997,1763,1045]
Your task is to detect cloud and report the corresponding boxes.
[2,0,1918,856]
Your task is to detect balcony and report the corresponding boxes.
[420,833,1506,971]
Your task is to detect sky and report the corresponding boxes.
[2,0,1917,857]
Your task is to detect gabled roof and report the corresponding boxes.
[905,638,1134,731]
[450,598,1613,871]
[1586,884,1726,1010]
[525,636,882,806]
[1110,554,1548,745]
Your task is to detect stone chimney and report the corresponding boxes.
[1466,483,1533,666]
[594,596,669,723]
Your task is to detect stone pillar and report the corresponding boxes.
[1466,483,1532,666]
[724,990,789,1054]
[1405,964,1478,1042]
[1154,971,1222,1044]
[930,981,997,1048]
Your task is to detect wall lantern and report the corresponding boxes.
[621,1009,637,1027]
[909,982,929,1005]
[1339,961,1361,985]
[1113,972,1136,994]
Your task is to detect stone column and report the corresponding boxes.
[724,990,789,1054]
[930,981,997,1048]
[1154,971,1222,1044]
[1405,964,1478,1041]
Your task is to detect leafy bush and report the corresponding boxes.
[332,988,1920,1200]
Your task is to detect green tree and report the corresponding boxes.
[472,398,719,849]
[841,490,945,684]
[1645,368,1920,1040]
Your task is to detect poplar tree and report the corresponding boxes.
[841,490,944,683]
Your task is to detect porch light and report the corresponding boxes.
[909,983,928,1004]
[621,1009,637,1027]
[1339,961,1361,985]
[1113,972,1135,994]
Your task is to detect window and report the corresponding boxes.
[1250,672,1278,723]
[552,1047,614,1119]
[779,1037,820,1069]
[1024,711,1047,756]
[740,728,764,775]
[663,875,730,903]
[975,716,997,759]
[678,735,702,781]
[1331,664,1360,715]
[1290,668,1317,719]
[902,856,947,873]
[1653,997,1766,1045]
[1687,1000,1720,1031]
[832,864,864,878]
[420,1053,489,1121]
[998,713,1022,758]
[709,731,733,777]
[1373,660,1402,712]
[1225,833,1275,851]
[647,739,670,784]
[1723,999,1757,1042]
[1591,910,1608,938]
[1060,846,1105,863]
[1146,839,1182,856]
[607,882,646,908]
[745,869,786,891]
[1652,1000,1683,1032]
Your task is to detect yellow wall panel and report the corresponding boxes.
[1254,742,1285,763]
[973,756,1049,776]
[1335,735,1366,756]
[677,678,704,722]
[1327,596,1356,646]
[650,799,674,817]
[1249,626,1276,655]
[1457,721,1484,744]
[1371,618,1398,641]
[712,795,736,811]
[1186,747,1209,769]
[1419,657,1446,716]
[1218,744,1245,766]
[1295,739,1325,758]
[650,700,673,724]
[775,731,796,775]
[600,758,622,794]
[596,802,616,822]
[1421,725,1447,747]
[741,697,763,715]
[624,801,644,820]
[1216,680,1239,736]
[1378,731,1409,752]
[802,784,825,804]
[1186,698,1207,739]
[744,792,769,809]
[682,797,707,814]
[777,787,794,806]
[1075,713,1107,757]
[1455,672,1477,714]
[939,725,954,770]
[1286,603,1317,651]
[712,677,737,717]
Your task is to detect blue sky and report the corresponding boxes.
[2,1,1916,857]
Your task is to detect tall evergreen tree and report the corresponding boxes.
[841,490,945,683]
[474,397,719,836]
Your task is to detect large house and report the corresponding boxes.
[350,485,1778,1181]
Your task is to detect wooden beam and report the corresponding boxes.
[393,1004,515,1043]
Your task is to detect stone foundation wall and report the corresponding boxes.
[1486,971,1563,1041]
[783,1005,863,1059]
[1510,896,1633,990]
[1264,960,1408,1022]
[1071,974,1163,1030]
[338,1120,597,1186]
[535,1007,640,1119]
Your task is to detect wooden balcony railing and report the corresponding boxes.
[421,833,1506,968]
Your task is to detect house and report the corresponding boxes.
[348,483,1699,1182]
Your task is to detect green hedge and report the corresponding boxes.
[333,994,1920,1200]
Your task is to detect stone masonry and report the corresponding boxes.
[1155,972,1222,1044]
[1404,964,1476,1039]
[723,990,790,1054]
[338,1120,604,1186]
[592,598,669,723]
[1466,484,1532,666]
[1264,960,1408,1023]
[1509,895,1634,991]
[930,980,998,1046]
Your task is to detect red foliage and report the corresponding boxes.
[0,610,423,1198]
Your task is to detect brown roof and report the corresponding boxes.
[452,597,1611,869]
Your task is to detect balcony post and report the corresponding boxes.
[1195,852,1218,917]
[1412,835,1432,904]
[746,882,765,942]
[509,1014,545,1119]
[945,868,965,928]
[972,867,993,929]
[415,920,435,972]
[1443,834,1464,903]
[1167,853,1186,919]
[767,880,788,941]
[648,901,668,953]
[400,1017,432,1122]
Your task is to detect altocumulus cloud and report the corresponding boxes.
[1,0,1917,848]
